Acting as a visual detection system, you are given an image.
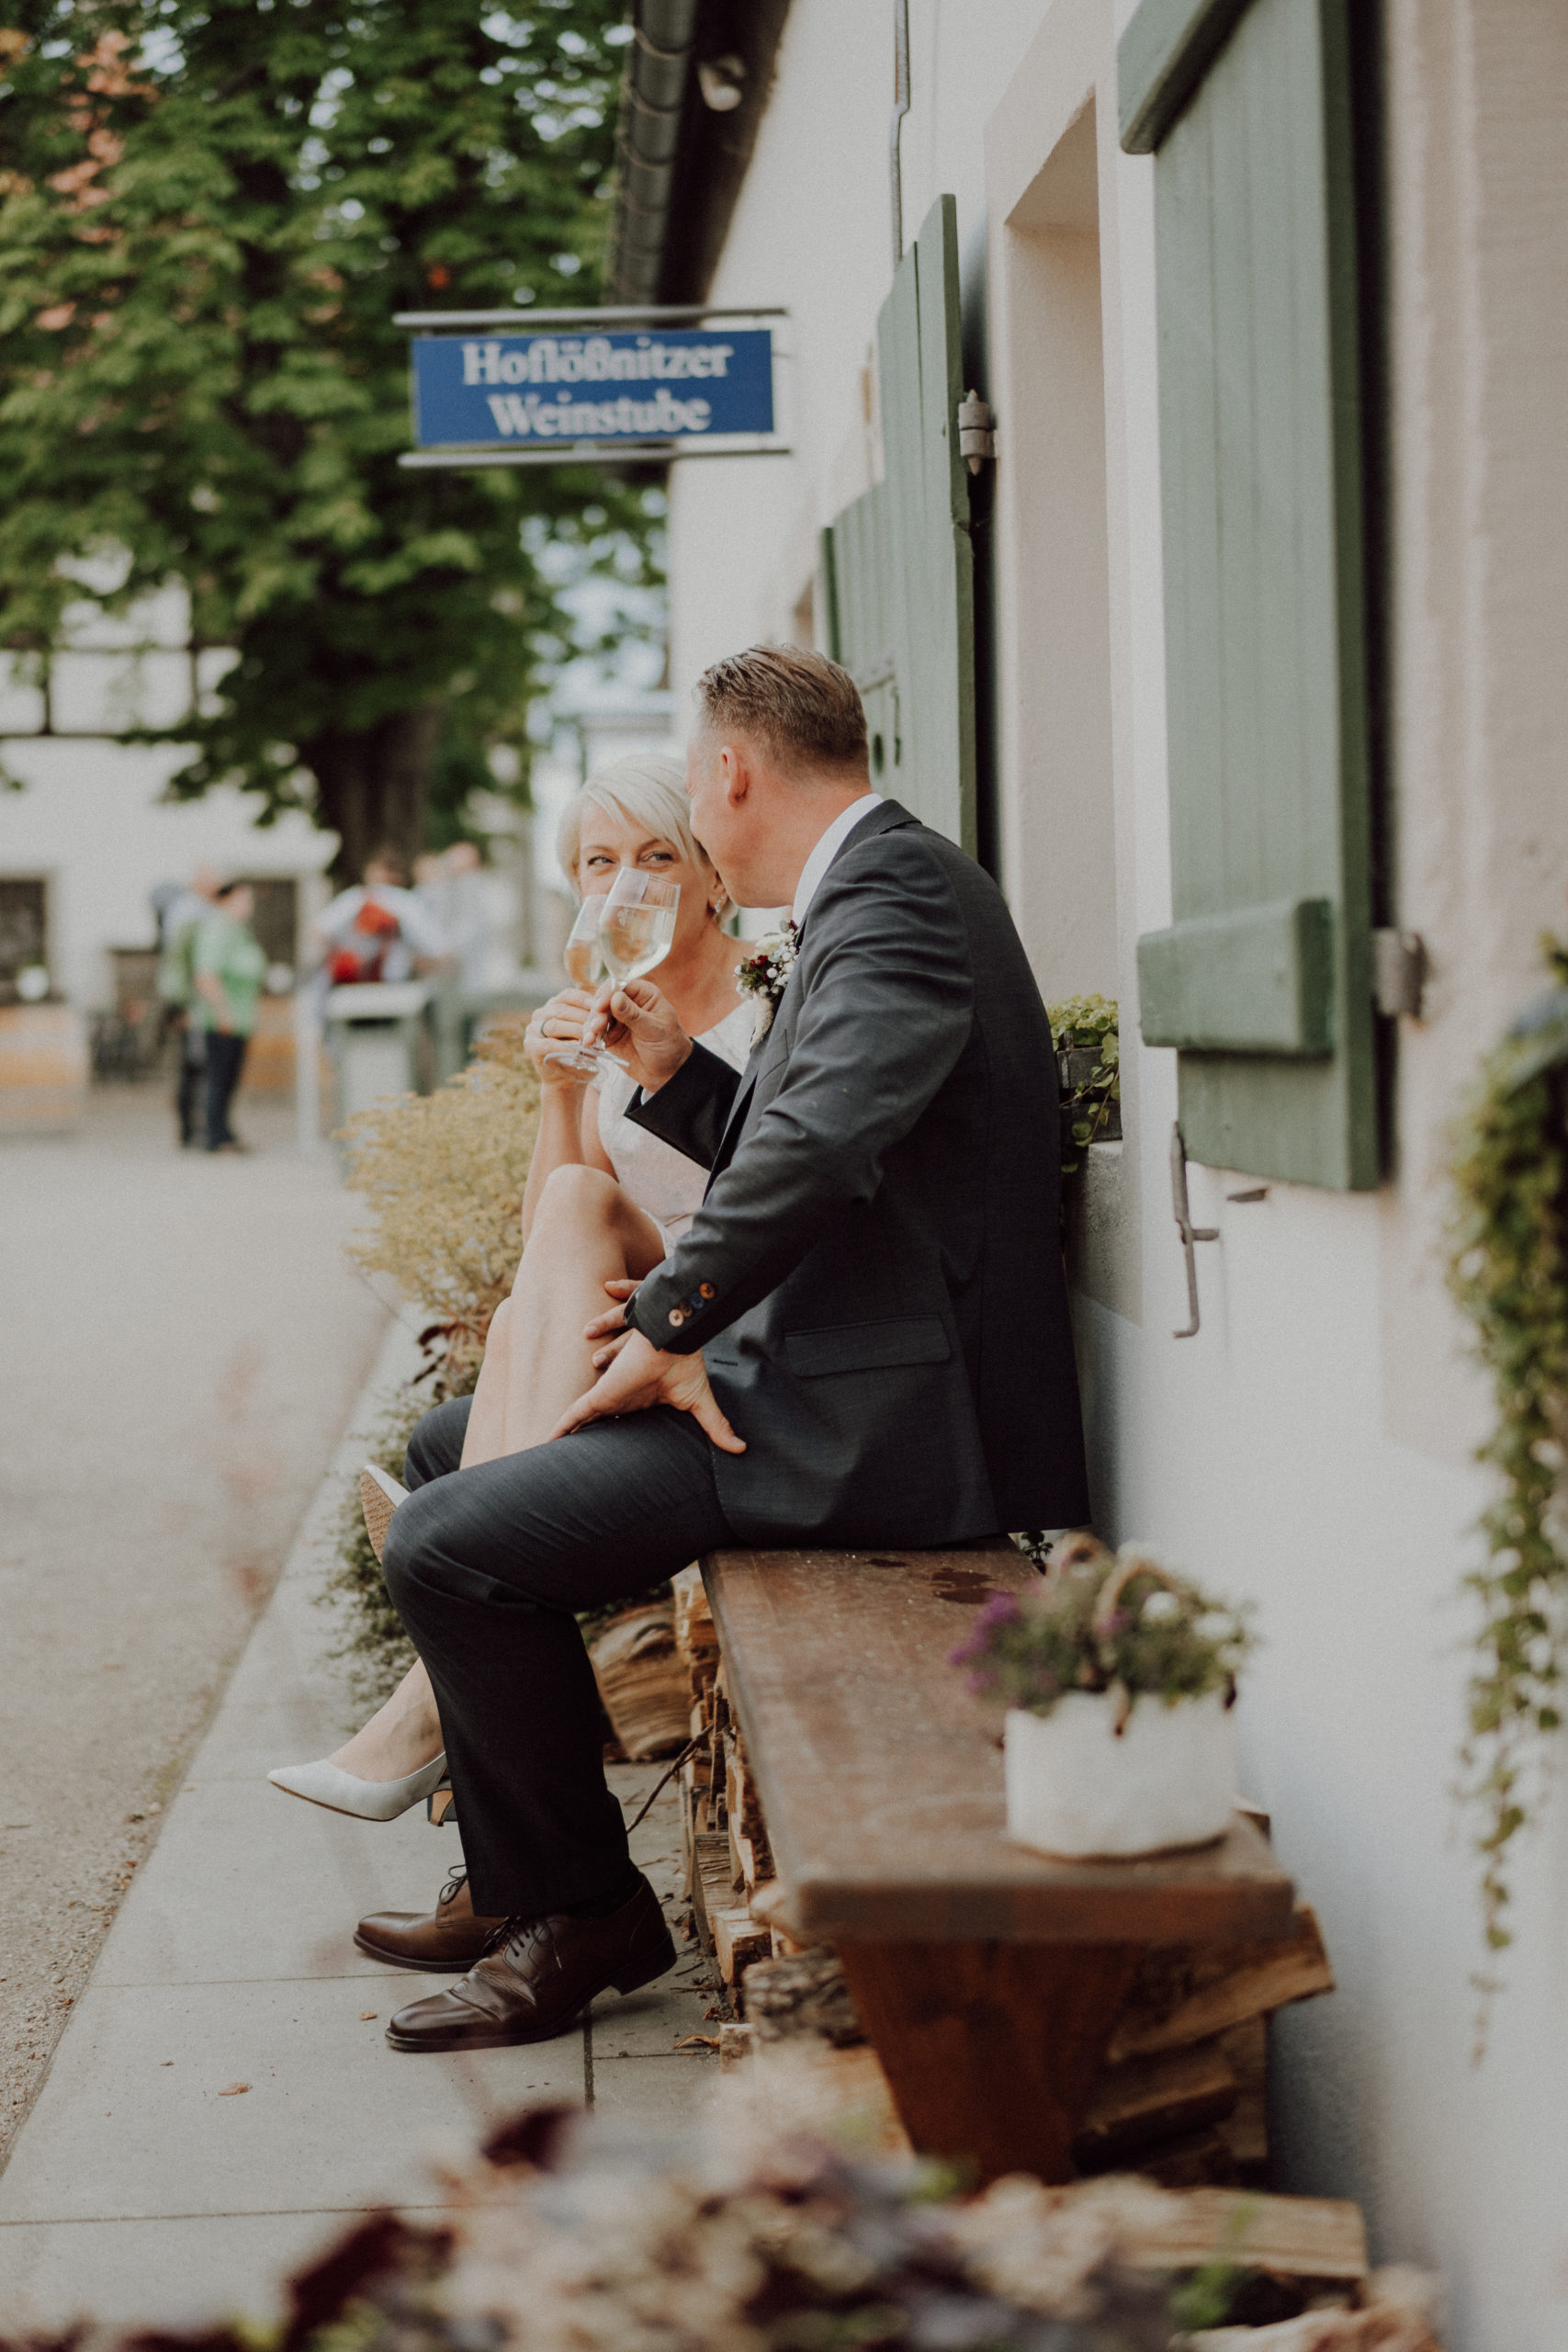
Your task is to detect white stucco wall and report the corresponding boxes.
[668,4,1568,2342]
[0,586,333,1009]
[0,741,333,1011]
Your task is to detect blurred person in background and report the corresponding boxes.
[193,879,265,1154]
[314,847,448,989]
[419,840,497,995]
[417,840,502,1067]
[153,862,222,1148]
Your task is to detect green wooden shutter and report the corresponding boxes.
[1121,0,1377,1188]
[822,196,976,854]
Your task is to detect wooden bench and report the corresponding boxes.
[702,1540,1295,2186]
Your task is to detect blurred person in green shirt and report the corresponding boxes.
[153,862,220,1147]
[193,881,266,1154]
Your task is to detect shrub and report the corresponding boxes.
[340,1015,542,1394]
[324,1018,540,1697]
[319,1387,426,1713]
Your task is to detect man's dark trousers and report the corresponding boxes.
[386,1395,735,1918]
[175,1020,206,1145]
[203,1029,248,1148]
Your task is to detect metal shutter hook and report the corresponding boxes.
[1169,1123,1219,1339]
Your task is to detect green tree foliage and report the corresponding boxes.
[0,0,658,873]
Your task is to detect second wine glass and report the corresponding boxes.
[543,897,609,1078]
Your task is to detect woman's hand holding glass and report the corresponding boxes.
[526,902,606,1086]
[528,898,609,1083]
[524,988,603,1086]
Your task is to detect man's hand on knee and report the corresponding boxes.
[550,1320,745,1454]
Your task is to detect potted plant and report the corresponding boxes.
[953,1535,1254,1859]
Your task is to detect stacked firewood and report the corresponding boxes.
[1076,1902,1333,2185]
[672,1565,775,1983]
[588,1601,690,1760]
[727,1955,1408,2336]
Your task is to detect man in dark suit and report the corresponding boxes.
[373,647,1089,2054]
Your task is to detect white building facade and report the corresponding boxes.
[0,583,334,1014]
[651,2,1568,2342]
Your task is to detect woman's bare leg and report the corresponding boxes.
[500,1164,664,1453]
[328,1171,663,1783]
[458,1296,513,1467]
[329,1656,443,1780]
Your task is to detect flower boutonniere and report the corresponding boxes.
[737,921,798,1045]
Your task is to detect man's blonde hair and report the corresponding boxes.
[556,752,716,899]
[694,646,868,775]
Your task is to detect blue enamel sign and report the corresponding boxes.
[412,327,775,448]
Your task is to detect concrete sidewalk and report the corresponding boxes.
[0,1323,720,2332]
[0,1088,389,2154]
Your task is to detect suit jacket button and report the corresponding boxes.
[668,1307,685,1328]
[698,1283,716,1299]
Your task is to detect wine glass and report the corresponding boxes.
[587,868,681,1073]
[543,897,608,1078]
[600,868,681,986]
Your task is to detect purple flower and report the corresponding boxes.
[972,1592,1022,1633]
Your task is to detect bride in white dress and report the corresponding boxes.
[269,753,750,1817]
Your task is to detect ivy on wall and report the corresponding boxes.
[1448,940,1568,1993]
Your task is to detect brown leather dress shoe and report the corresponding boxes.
[386,1871,675,2051]
[355,1869,505,1973]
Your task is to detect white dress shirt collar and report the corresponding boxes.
[790,794,885,929]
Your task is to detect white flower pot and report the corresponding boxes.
[1003,1688,1236,1860]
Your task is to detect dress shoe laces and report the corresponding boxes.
[438,1867,468,1910]
[479,1912,537,1962]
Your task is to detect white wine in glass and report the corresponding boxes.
[600,880,679,987]
[592,870,681,1072]
[545,898,608,1077]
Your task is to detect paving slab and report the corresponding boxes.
[593,1956,719,2057]
[0,1323,720,2332]
[589,2052,724,2130]
[0,2213,457,2335]
[0,1976,586,2224]
[96,1758,445,1988]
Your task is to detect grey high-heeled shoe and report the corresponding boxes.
[266,1752,448,1822]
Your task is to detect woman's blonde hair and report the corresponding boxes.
[556,752,723,912]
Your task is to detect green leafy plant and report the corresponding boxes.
[1447,939,1568,1976]
[0,0,660,865]
[1047,994,1120,1175]
[951,1533,1253,1723]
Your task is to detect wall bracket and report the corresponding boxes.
[1169,1123,1219,1340]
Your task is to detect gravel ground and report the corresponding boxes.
[0,1083,388,2165]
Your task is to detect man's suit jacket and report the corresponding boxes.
[623,799,1090,1546]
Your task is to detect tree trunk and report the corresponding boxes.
[305,704,445,883]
